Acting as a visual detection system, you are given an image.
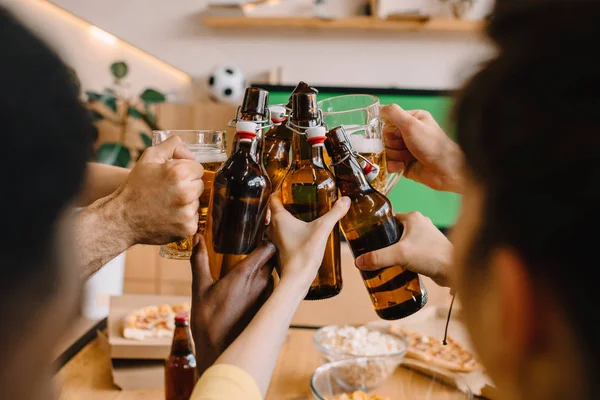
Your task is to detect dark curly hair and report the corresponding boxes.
[0,8,93,325]
[455,0,600,397]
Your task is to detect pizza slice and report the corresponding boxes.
[391,327,479,373]
[122,302,190,341]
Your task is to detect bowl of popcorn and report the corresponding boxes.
[310,357,473,400]
[312,325,408,391]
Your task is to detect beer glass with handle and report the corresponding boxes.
[152,130,226,260]
[318,94,401,195]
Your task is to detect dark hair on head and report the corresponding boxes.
[454,0,600,396]
[0,8,93,315]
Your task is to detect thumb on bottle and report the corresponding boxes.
[315,197,350,232]
[191,234,214,294]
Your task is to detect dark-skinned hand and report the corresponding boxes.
[189,234,276,375]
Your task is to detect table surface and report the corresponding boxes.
[56,243,476,399]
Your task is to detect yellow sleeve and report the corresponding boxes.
[190,364,263,400]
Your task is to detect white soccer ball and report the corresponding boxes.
[207,65,245,104]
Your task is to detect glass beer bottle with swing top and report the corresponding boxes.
[211,121,272,276]
[325,125,427,319]
[280,92,342,300]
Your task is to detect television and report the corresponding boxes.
[258,85,460,230]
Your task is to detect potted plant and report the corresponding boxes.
[85,61,167,167]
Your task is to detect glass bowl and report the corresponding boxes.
[311,357,473,400]
[313,325,408,391]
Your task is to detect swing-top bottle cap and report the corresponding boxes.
[236,121,258,141]
[269,105,287,123]
[306,126,327,146]
[360,159,381,182]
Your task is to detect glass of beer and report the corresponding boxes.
[152,130,227,260]
[318,94,401,195]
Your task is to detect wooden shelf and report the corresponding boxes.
[202,15,483,33]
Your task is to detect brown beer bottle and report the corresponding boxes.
[281,94,342,300]
[325,126,427,320]
[262,82,318,190]
[165,312,197,400]
[262,104,292,191]
[211,120,271,257]
[231,87,270,158]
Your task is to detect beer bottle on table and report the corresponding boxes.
[211,121,272,276]
[263,82,319,190]
[281,95,342,300]
[165,312,197,400]
[324,126,427,320]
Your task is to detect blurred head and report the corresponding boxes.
[451,1,600,399]
[0,8,93,399]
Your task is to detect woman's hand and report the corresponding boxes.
[267,191,350,287]
[355,211,453,287]
[382,104,465,194]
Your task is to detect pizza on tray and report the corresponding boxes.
[122,303,190,341]
[390,327,479,373]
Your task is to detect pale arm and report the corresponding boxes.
[213,270,308,396]
[77,162,130,207]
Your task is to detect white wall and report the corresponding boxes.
[1,0,191,100]
[45,0,495,92]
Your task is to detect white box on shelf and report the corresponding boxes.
[206,0,314,18]
[313,0,366,20]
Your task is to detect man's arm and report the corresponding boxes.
[78,163,130,207]
[76,137,204,280]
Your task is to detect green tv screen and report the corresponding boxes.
[260,85,460,229]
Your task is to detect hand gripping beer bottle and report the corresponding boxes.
[211,121,272,272]
[262,82,318,191]
[231,87,270,158]
[281,95,342,300]
[325,126,427,320]
[165,312,197,400]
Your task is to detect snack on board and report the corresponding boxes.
[317,325,404,357]
[390,327,478,373]
[122,303,190,341]
[329,392,391,400]
[315,325,405,389]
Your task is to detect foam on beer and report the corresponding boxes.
[187,144,228,164]
[349,135,384,155]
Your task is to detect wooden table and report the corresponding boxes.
[56,241,472,399]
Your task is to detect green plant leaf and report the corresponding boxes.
[139,132,152,148]
[110,61,129,79]
[90,109,104,122]
[104,88,117,96]
[140,88,166,104]
[96,143,131,167]
[142,111,159,131]
[86,91,117,112]
[128,107,143,118]
[146,111,157,124]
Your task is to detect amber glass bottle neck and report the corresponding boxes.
[233,138,259,161]
[333,153,372,194]
[170,324,193,356]
[290,117,322,167]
